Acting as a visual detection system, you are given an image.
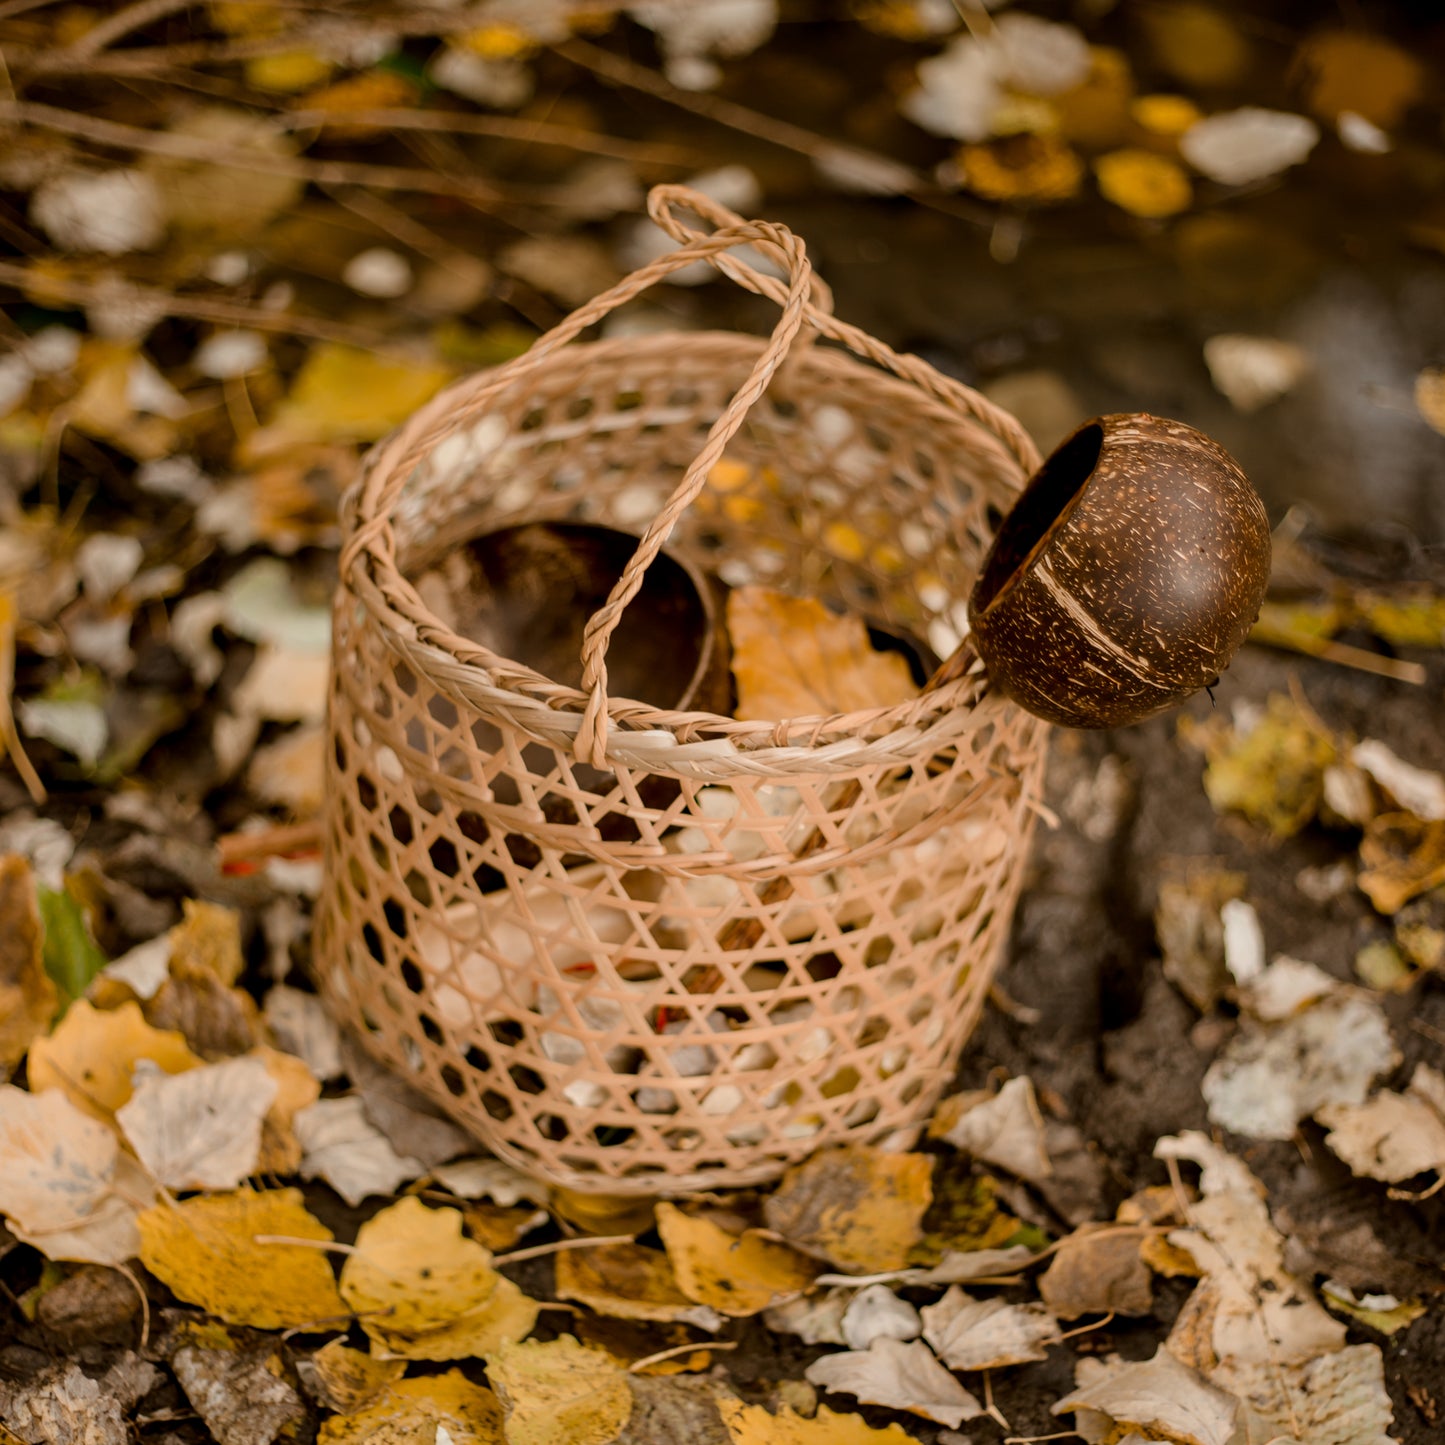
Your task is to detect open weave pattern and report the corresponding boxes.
[315,189,1050,1192]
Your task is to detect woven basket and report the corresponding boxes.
[315,186,1050,1194]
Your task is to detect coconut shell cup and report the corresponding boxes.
[967,413,1272,729]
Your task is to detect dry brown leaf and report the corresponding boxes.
[1295,31,1424,128]
[727,587,917,723]
[1317,1064,1445,1184]
[301,1339,406,1414]
[1359,812,1445,914]
[931,1076,1051,1184]
[763,1146,933,1273]
[919,1286,1061,1369]
[253,1044,321,1174]
[1052,1346,1239,1445]
[804,1337,981,1428]
[1039,1224,1153,1320]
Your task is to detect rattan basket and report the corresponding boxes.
[315,186,1050,1194]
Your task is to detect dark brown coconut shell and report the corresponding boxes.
[967,413,1271,729]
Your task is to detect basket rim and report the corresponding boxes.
[337,330,1038,771]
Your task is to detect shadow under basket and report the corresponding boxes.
[315,186,1051,1194]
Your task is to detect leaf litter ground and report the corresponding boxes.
[2,2,1445,1442]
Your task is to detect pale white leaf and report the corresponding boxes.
[1318,1064,1445,1183]
[428,1156,550,1207]
[1220,898,1265,983]
[1180,107,1320,186]
[263,984,344,1082]
[17,697,108,767]
[292,1096,426,1206]
[1203,335,1309,413]
[1338,112,1392,155]
[430,48,535,109]
[841,1285,921,1351]
[222,558,331,655]
[1202,990,1398,1140]
[763,1288,850,1345]
[1051,1347,1238,1445]
[1236,955,1338,1021]
[31,168,165,254]
[76,534,145,603]
[1350,739,1445,820]
[921,1286,1061,1370]
[117,1055,277,1191]
[101,932,173,1001]
[902,35,1004,142]
[194,330,268,379]
[993,13,1091,96]
[343,248,413,299]
[805,1337,983,1428]
[937,1075,1051,1183]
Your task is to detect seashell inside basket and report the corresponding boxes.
[316,185,1051,1193]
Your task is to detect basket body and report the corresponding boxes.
[317,326,1047,1194]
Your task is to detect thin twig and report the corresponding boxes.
[0,257,398,350]
[1247,631,1426,685]
[491,1233,636,1266]
[58,0,192,60]
[629,1339,736,1373]
[217,819,324,866]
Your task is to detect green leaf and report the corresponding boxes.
[37,884,108,1006]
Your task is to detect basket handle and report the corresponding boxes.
[571,193,823,768]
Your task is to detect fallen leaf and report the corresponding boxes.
[487,1336,632,1445]
[804,1338,981,1428]
[656,1203,818,1317]
[246,343,452,457]
[955,135,1083,204]
[1094,148,1192,218]
[555,1241,726,1330]
[1211,1343,1397,1445]
[1157,1133,1347,1372]
[727,588,918,723]
[1358,812,1445,914]
[1154,866,1247,1011]
[840,1284,921,1351]
[137,1187,348,1329]
[931,1076,1051,1184]
[1412,368,1445,438]
[318,1371,506,1445]
[36,880,108,1004]
[168,1320,306,1445]
[0,1085,156,1265]
[718,1398,922,1444]
[27,998,201,1120]
[0,855,57,1070]
[462,1201,548,1253]
[431,1157,550,1208]
[116,1053,276,1191]
[763,1288,850,1346]
[1350,740,1445,821]
[1322,1280,1428,1337]
[168,897,245,985]
[144,964,262,1061]
[1039,1224,1153,1320]
[1051,1346,1238,1445]
[762,1146,932,1273]
[1295,31,1424,128]
[252,1044,321,1174]
[1140,2,1251,88]
[339,1195,538,1359]
[1202,989,1398,1139]
[301,1339,407,1414]
[1234,954,1337,1021]
[615,1375,735,1445]
[262,984,344,1081]
[1201,693,1337,838]
[1180,107,1320,186]
[1317,1064,1445,1184]
[0,1354,158,1445]
[247,723,326,815]
[919,1286,1061,1368]
[1203,334,1309,413]
[30,169,165,256]
[293,1095,427,1206]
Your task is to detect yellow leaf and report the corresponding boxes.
[137,1187,348,1329]
[486,1336,631,1445]
[1358,814,1445,916]
[305,1339,406,1413]
[1140,2,1251,89]
[1415,368,1445,438]
[727,587,918,723]
[1356,589,1445,648]
[1130,93,1204,136]
[253,1044,321,1174]
[248,344,452,456]
[554,1241,721,1327]
[0,855,57,1072]
[955,134,1083,204]
[763,1146,933,1274]
[656,1204,818,1317]
[297,70,421,135]
[1094,149,1192,218]
[1052,47,1134,150]
[1201,693,1337,838]
[1295,31,1424,128]
[319,1371,506,1445]
[28,999,201,1121]
[169,899,245,984]
[246,49,334,93]
[339,1196,538,1360]
[459,24,537,60]
[461,1201,546,1253]
[719,1399,922,1444]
